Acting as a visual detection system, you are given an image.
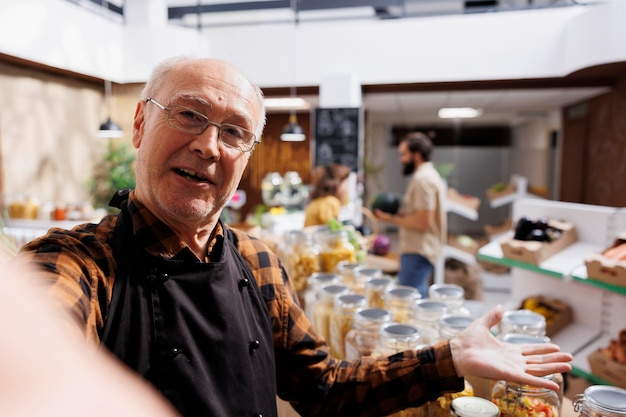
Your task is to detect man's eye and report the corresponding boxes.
[177,109,203,122]
[221,125,246,140]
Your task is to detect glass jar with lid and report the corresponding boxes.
[352,266,383,295]
[428,283,471,316]
[336,261,362,291]
[384,285,422,324]
[373,323,424,357]
[302,272,342,321]
[499,309,546,338]
[574,385,626,417]
[280,171,304,208]
[502,334,564,404]
[317,230,357,273]
[438,315,475,340]
[329,293,368,359]
[261,172,283,207]
[280,230,321,298]
[491,376,560,417]
[344,307,392,360]
[313,283,351,346]
[364,275,394,308]
[450,397,500,417]
[409,300,448,345]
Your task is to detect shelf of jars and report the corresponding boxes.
[477,198,626,388]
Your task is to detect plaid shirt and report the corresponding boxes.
[19,191,463,417]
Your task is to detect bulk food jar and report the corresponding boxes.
[502,334,563,404]
[302,272,342,321]
[384,285,421,324]
[352,266,383,295]
[280,230,320,296]
[573,385,626,417]
[329,293,368,359]
[428,283,470,316]
[450,397,499,417]
[336,261,362,290]
[344,307,392,360]
[312,283,351,345]
[499,309,546,338]
[364,275,394,308]
[491,376,560,417]
[373,323,424,356]
[317,230,357,273]
[409,300,448,345]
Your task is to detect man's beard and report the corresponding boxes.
[402,160,415,176]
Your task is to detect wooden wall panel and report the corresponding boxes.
[560,74,626,207]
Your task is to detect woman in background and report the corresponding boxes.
[304,163,352,227]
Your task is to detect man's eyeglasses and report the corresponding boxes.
[146,98,260,153]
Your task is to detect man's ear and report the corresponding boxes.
[132,101,145,149]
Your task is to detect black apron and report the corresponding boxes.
[101,192,277,417]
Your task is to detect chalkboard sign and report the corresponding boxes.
[313,107,362,172]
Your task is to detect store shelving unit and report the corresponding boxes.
[477,198,626,385]
[488,175,545,209]
[434,185,480,284]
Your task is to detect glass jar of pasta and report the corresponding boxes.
[317,230,357,273]
[491,377,560,417]
[329,293,368,359]
[336,261,362,290]
[574,385,626,417]
[409,300,448,345]
[499,309,546,338]
[384,285,421,324]
[502,334,563,404]
[302,272,342,321]
[280,230,321,297]
[344,307,392,360]
[373,323,424,356]
[352,266,383,295]
[428,283,471,316]
[364,275,394,308]
[438,315,475,340]
[312,283,351,346]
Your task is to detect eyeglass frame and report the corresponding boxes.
[145,97,261,153]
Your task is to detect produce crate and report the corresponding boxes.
[520,295,572,338]
[588,350,626,389]
[585,233,626,288]
[500,220,577,265]
[486,182,516,201]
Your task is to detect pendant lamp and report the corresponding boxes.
[98,79,123,138]
[280,86,306,142]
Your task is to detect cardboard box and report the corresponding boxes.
[520,295,572,338]
[585,234,626,288]
[500,220,577,265]
[588,350,626,389]
[486,182,516,201]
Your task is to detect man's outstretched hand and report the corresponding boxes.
[450,305,573,391]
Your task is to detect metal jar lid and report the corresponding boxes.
[450,397,500,417]
[578,385,626,415]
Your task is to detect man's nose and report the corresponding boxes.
[190,124,221,160]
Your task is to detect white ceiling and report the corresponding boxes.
[287,86,609,126]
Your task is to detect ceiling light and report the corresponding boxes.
[97,117,124,138]
[438,107,483,119]
[98,79,124,138]
[264,97,310,110]
[280,114,306,142]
